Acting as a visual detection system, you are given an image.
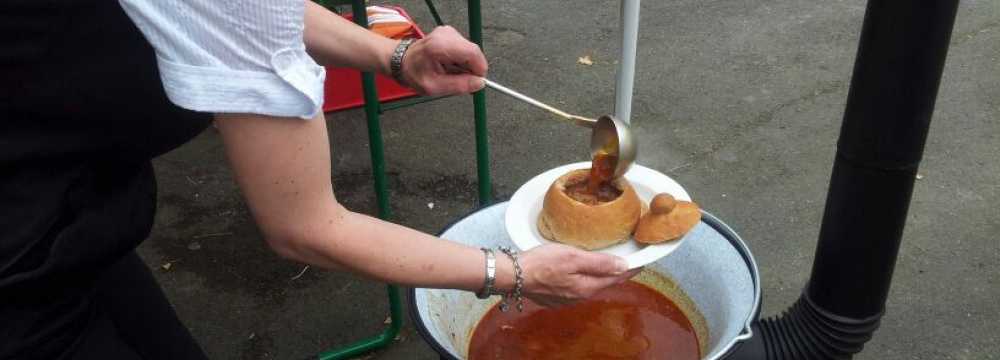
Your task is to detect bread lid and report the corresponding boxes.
[634,193,702,244]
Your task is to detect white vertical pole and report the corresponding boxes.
[615,0,640,124]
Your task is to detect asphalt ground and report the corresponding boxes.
[139,0,999,358]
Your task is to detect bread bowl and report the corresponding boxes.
[536,169,642,250]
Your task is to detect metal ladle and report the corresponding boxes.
[483,79,637,178]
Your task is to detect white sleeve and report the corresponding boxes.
[118,0,325,119]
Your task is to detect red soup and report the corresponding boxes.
[469,281,700,360]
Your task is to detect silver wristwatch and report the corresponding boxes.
[475,248,497,299]
[390,38,415,85]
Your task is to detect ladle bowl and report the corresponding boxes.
[593,114,636,178]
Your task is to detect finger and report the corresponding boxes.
[608,268,642,284]
[423,74,485,95]
[584,268,642,293]
[570,268,642,298]
[572,251,629,276]
[431,32,486,77]
[525,294,565,308]
[622,268,643,279]
[443,63,466,74]
[456,42,488,76]
[542,296,576,308]
[434,25,459,36]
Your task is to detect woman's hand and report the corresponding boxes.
[399,26,487,96]
[513,244,641,307]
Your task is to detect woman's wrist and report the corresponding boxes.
[389,38,416,85]
[375,38,400,76]
[493,251,516,292]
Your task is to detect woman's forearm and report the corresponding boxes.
[216,112,510,293]
[303,1,397,74]
[286,203,514,292]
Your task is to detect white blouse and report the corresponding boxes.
[118,0,325,119]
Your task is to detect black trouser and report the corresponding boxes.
[70,252,207,360]
[1,0,213,357]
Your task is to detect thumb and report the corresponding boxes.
[428,74,485,95]
[573,252,629,276]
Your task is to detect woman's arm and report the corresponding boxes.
[215,112,637,305]
[302,1,396,73]
[215,112,489,290]
[196,1,635,306]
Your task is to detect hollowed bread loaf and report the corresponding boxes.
[537,169,642,250]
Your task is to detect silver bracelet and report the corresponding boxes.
[390,38,415,85]
[475,248,497,299]
[498,246,525,312]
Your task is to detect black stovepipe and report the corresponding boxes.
[727,0,960,359]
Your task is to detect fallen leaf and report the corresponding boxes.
[290,265,310,280]
[383,316,392,325]
[161,262,172,271]
[577,55,594,66]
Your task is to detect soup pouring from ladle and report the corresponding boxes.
[482,79,637,179]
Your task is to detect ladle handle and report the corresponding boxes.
[483,79,597,128]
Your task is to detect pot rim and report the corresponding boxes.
[407,202,762,360]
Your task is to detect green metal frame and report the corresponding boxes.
[316,1,489,359]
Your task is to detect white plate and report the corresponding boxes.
[505,162,693,269]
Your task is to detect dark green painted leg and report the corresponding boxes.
[468,0,492,205]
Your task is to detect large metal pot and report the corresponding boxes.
[409,203,761,359]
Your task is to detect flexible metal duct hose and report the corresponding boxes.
[726,0,959,359]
